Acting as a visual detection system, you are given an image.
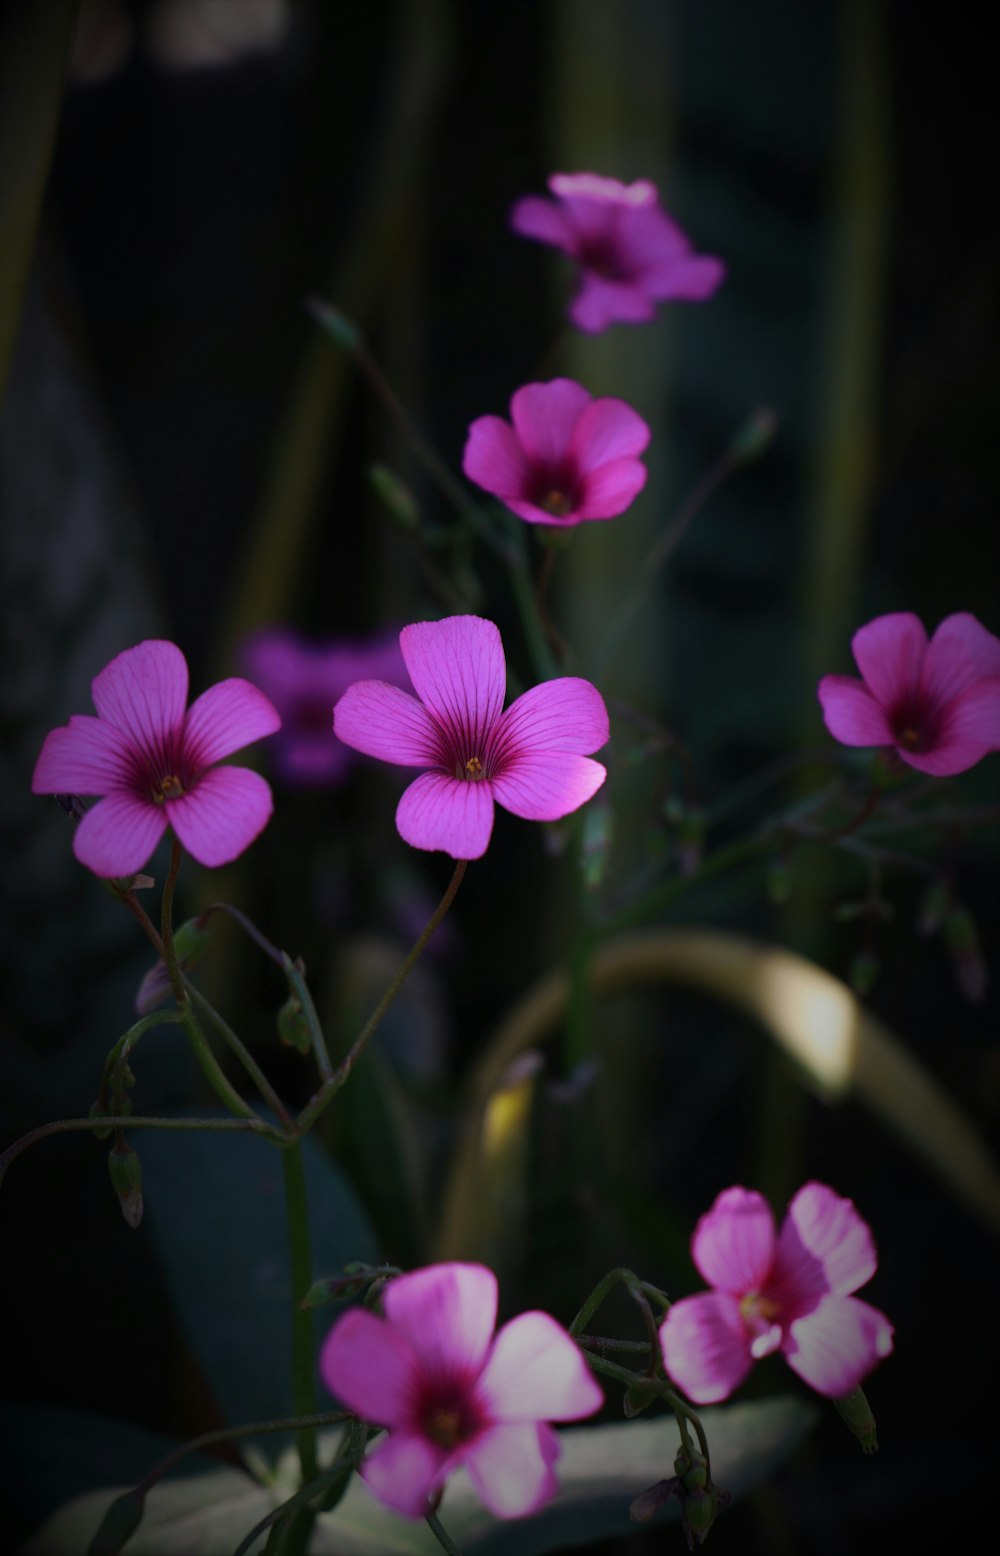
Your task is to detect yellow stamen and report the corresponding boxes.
[425,1407,463,1448]
[153,774,185,804]
[465,756,484,780]
[540,489,572,517]
[899,726,920,749]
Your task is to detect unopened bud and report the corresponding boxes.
[833,1385,879,1453]
[581,799,614,889]
[89,1102,113,1141]
[277,994,312,1054]
[946,906,988,1003]
[135,916,210,1014]
[848,949,880,995]
[683,1487,719,1545]
[623,1380,658,1418]
[917,879,950,937]
[87,1487,146,1554]
[368,463,420,529]
[729,406,778,465]
[108,1142,143,1229]
[629,1477,679,1524]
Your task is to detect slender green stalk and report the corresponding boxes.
[603,832,769,937]
[0,1113,278,1189]
[283,1141,319,1486]
[160,838,186,1003]
[184,981,292,1126]
[295,860,467,1134]
[283,953,334,1086]
[426,1511,465,1555]
[505,545,562,681]
[230,1460,357,1556]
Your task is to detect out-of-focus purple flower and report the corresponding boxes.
[32,640,280,877]
[659,1183,894,1404]
[240,627,407,787]
[510,172,725,334]
[333,615,610,860]
[320,1261,603,1520]
[463,379,650,528]
[818,612,1000,776]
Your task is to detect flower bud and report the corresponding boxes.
[277,993,312,1054]
[87,1488,146,1554]
[368,463,420,529]
[580,799,614,889]
[629,1477,680,1524]
[108,1141,143,1229]
[833,1385,879,1453]
[729,405,778,465]
[945,905,988,1003]
[622,1380,658,1418]
[916,879,949,937]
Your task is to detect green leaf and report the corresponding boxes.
[21,1396,815,1554]
[138,1119,379,1435]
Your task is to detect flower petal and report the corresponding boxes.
[508,194,574,251]
[923,612,1000,707]
[399,616,506,748]
[570,397,651,471]
[817,675,894,747]
[396,773,495,858]
[902,678,1000,774]
[478,1312,603,1422]
[510,380,593,469]
[659,1292,753,1405]
[782,1296,894,1397]
[490,752,606,822]
[183,678,281,767]
[166,766,273,866]
[91,641,189,753]
[334,681,441,766]
[361,1429,450,1520]
[32,715,137,796]
[498,678,610,756]
[462,415,532,500]
[691,1186,776,1294]
[73,792,168,877]
[569,276,656,333]
[319,1308,420,1426]
[462,1421,561,1519]
[778,1182,877,1300]
[644,252,727,301]
[576,456,649,519]
[850,613,927,710]
[383,1264,498,1384]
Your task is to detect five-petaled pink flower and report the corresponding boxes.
[240,625,406,787]
[462,379,650,527]
[320,1261,603,1520]
[659,1183,894,1404]
[333,614,610,859]
[32,639,281,877]
[510,172,725,334]
[817,612,1000,776]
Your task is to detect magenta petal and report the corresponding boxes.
[509,380,593,468]
[508,194,574,250]
[645,253,726,301]
[898,679,1000,775]
[817,675,894,747]
[659,1292,753,1405]
[478,1312,603,1422]
[499,678,609,756]
[319,1308,420,1425]
[400,616,506,742]
[397,773,495,858]
[778,1182,877,1300]
[462,415,532,500]
[850,613,927,709]
[923,612,1000,706]
[361,1430,450,1520]
[576,456,649,519]
[384,1263,498,1381]
[691,1186,776,1294]
[490,752,606,822]
[166,766,273,866]
[570,277,656,333]
[32,715,136,796]
[782,1296,894,1397]
[183,678,281,767]
[91,640,188,749]
[463,1421,561,1519]
[334,681,441,766]
[73,793,168,877]
[570,397,651,470]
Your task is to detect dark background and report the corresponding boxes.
[2,1,998,1552]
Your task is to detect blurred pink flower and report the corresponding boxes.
[32,640,280,877]
[818,612,1000,776]
[510,172,725,334]
[659,1183,894,1404]
[333,615,609,859]
[240,626,406,787]
[462,379,650,527]
[320,1261,602,1520]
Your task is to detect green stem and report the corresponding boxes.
[506,543,561,681]
[185,981,292,1127]
[426,1511,465,1555]
[283,1141,319,1487]
[160,837,186,1004]
[283,953,334,1086]
[230,1459,358,1556]
[296,860,467,1135]
[603,832,769,937]
[177,1004,263,1122]
[0,1113,279,1189]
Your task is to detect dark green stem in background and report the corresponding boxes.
[280,1140,320,1555]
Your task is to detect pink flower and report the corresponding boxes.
[462,379,650,527]
[510,172,725,334]
[659,1183,894,1404]
[32,639,281,877]
[319,1261,603,1520]
[239,625,406,787]
[333,614,610,859]
[817,612,1000,776]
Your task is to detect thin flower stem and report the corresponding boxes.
[569,1266,654,1337]
[283,1141,319,1495]
[230,1461,357,1556]
[506,543,562,682]
[282,953,334,1087]
[295,860,467,1135]
[574,1335,653,1354]
[160,837,186,1004]
[534,542,573,666]
[203,900,286,966]
[602,831,770,937]
[426,1511,465,1555]
[0,1114,279,1189]
[176,1003,264,1122]
[135,1410,348,1501]
[185,982,293,1127]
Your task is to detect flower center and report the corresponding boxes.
[897,725,921,750]
[540,489,573,517]
[739,1292,783,1359]
[152,774,186,804]
[424,1406,465,1449]
[464,756,485,780]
